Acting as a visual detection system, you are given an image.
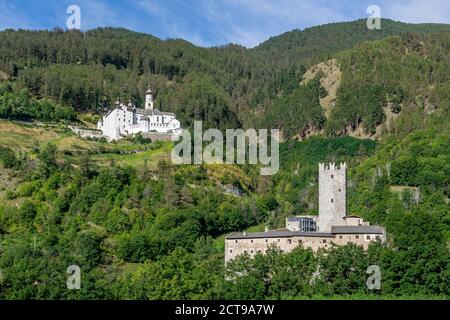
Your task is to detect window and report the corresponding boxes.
[298,240,303,244]
[322,239,327,243]
[229,250,232,253]
[257,250,261,253]
[250,240,253,243]
[339,235,343,239]
[250,250,253,254]
[235,240,238,243]
[356,235,359,239]
[331,175,334,179]
[288,239,292,244]
[366,235,371,240]
[244,250,247,253]
[331,199,334,203]
[265,239,268,243]
[339,188,341,192]
[277,239,280,242]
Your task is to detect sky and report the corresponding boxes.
[1,0,450,48]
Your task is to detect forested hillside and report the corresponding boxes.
[0,121,447,299]
[262,31,450,139]
[0,19,449,136]
[0,19,449,299]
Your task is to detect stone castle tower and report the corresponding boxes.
[317,162,347,232]
[145,86,154,110]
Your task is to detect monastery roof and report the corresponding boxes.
[103,106,176,119]
[134,108,175,116]
[154,109,175,116]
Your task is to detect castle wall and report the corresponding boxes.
[225,235,335,263]
[332,233,383,250]
[224,231,383,262]
[318,163,347,232]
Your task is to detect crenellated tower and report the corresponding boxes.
[317,162,347,232]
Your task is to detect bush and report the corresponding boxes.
[0,147,17,169]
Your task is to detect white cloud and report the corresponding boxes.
[0,2,34,30]
[137,0,352,47]
[382,0,450,24]
[3,0,449,47]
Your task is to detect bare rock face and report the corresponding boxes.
[301,59,342,119]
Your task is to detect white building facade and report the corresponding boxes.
[97,86,181,141]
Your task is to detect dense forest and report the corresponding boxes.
[0,129,448,299]
[0,19,449,135]
[0,18,449,299]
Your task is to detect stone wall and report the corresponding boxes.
[318,163,347,232]
[142,132,176,141]
[69,126,104,139]
[225,232,382,262]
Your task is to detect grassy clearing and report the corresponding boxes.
[92,142,173,168]
[0,120,59,151]
[0,119,174,168]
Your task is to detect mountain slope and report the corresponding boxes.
[0,19,449,138]
[253,19,450,68]
[259,31,450,140]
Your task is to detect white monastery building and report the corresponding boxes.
[225,163,386,263]
[97,86,181,141]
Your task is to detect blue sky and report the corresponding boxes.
[1,0,450,47]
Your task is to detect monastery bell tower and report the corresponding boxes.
[145,86,154,110]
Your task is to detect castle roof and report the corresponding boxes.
[226,230,334,239]
[226,225,384,240]
[330,226,384,234]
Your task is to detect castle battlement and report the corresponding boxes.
[319,162,347,171]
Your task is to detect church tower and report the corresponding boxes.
[145,86,154,110]
[317,162,347,232]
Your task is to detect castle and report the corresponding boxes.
[97,86,181,141]
[225,163,385,262]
